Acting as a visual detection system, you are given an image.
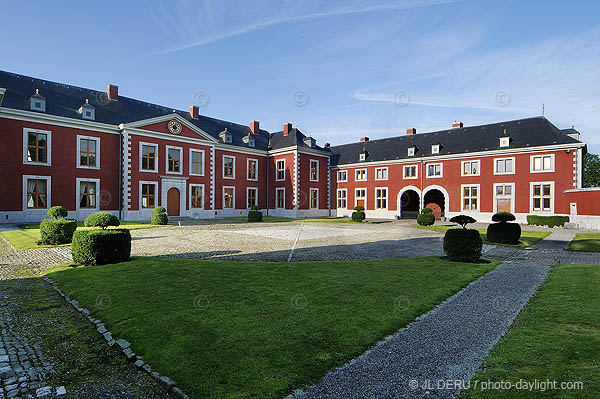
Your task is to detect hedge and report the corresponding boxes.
[39,219,77,245]
[487,223,521,244]
[150,213,169,225]
[527,215,570,228]
[72,229,131,266]
[443,228,482,262]
[84,212,120,229]
[417,213,435,226]
[352,211,366,222]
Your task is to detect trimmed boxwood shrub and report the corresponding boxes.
[417,207,435,226]
[48,206,68,219]
[487,212,521,244]
[151,206,168,225]
[352,205,366,222]
[248,205,263,222]
[527,215,569,228]
[39,219,77,245]
[153,206,166,214]
[492,212,516,223]
[443,228,482,262]
[72,229,131,266]
[85,212,120,229]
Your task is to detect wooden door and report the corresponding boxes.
[497,198,511,213]
[167,188,180,216]
[356,199,365,209]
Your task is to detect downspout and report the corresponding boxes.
[420,159,424,212]
[266,152,269,216]
[118,130,123,220]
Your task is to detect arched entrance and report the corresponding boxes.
[423,189,446,219]
[167,187,180,216]
[399,189,420,219]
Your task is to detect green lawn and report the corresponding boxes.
[569,233,600,252]
[48,256,497,399]
[0,221,162,249]
[417,225,549,248]
[464,264,600,398]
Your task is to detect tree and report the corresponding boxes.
[584,153,600,188]
[449,215,476,229]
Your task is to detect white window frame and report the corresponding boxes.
[530,154,555,173]
[309,188,319,209]
[499,137,510,147]
[189,149,205,176]
[355,169,367,181]
[355,188,367,209]
[23,128,52,166]
[139,180,158,210]
[375,167,388,181]
[276,159,286,181]
[222,186,235,209]
[530,181,554,213]
[309,159,319,182]
[461,184,480,211]
[247,158,259,181]
[30,98,46,112]
[22,175,51,211]
[403,165,418,180]
[431,144,440,154]
[493,183,515,214]
[407,147,415,157]
[461,160,480,177]
[275,187,286,209]
[76,177,100,212]
[76,135,100,170]
[359,153,366,161]
[81,108,95,120]
[375,187,388,210]
[139,142,159,173]
[494,157,515,175]
[426,163,443,178]
[337,170,348,182]
[165,145,183,175]
[222,155,236,179]
[336,189,347,209]
[189,183,204,209]
[246,187,258,209]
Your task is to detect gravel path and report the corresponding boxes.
[295,262,550,399]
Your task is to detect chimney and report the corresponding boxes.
[283,123,292,136]
[107,84,119,101]
[406,128,416,135]
[324,143,330,148]
[360,136,369,142]
[452,121,463,129]
[249,120,260,134]
[190,105,199,119]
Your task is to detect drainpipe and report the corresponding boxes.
[266,153,269,216]
[420,159,424,212]
[118,131,123,220]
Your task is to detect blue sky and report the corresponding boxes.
[2,0,600,152]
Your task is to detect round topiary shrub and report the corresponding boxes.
[72,229,131,266]
[248,205,263,222]
[153,206,166,214]
[39,219,77,245]
[487,212,521,244]
[47,206,68,219]
[84,212,120,229]
[417,207,435,226]
[492,212,516,223]
[150,206,168,225]
[443,228,483,262]
[421,207,433,214]
[352,205,366,222]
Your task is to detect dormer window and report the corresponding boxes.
[359,153,366,161]
[408,147,415,157]
[303,136,316,148]
[29,89,46,112]
[79,99,95,121]
[219,128,232,144]
[431,144,440,154]
[499,136,510,148]
[242,134,255,148]
[0,88,6,107]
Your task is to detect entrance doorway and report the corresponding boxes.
[167,187,180,216]
[423,189,445,219]
[400,189,420,219]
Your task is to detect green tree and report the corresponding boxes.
[584,153,600,188]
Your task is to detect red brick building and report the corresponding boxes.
[1,71,598,227]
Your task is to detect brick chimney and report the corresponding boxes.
[406,128,416,135]
[360,136,369,142]
[190,105,199,119]
[452,121,463,129]
[283,123,292,136]
[249,120,260,134]
[107,84,119,101]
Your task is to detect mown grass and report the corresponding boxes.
[416,225,549,248]
[568,233,600,252]
[48,256,498,399]
[463,264,600,398]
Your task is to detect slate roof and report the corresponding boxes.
[329,117,583,166]
[0,70,270,150]
[269,127,330,152]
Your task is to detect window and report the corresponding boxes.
[310,188,319,209]
[337,189,347,209]
[407,147,415,157]
[337,170,347,182]
[79,100,95,120]
[462,185,479,211]
[140,143,158,172]
[23,128,51,166]
[223,187,234,209]
[29,90,46,112]
[531,154,554,173]
[375,167,388,180]
[223,155,235,178]
[190,149,204,176]
[359,153,366,161]
[431,144,440,154]
[247,158,258,181]
[140,183,156,208]
[355,169,367,181]
[247,188,258,208]
[403,165,418,179]
[310,160,319,181]
[276,160,285,181]
[77,136,100,169]
[276,188,285,209]
[220,130,232,144]
[190,184,204,209]
[25,178,47,209]
[532,183,553,212]
[355,188,367,208]
[77,179,99,210]
[494,183,514,214]
[427,163,442,177]
[462,160,480,176]
[375,188,387,210]
[166,146,182,174]
[494,157,515,175]
[499,137,510,147]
